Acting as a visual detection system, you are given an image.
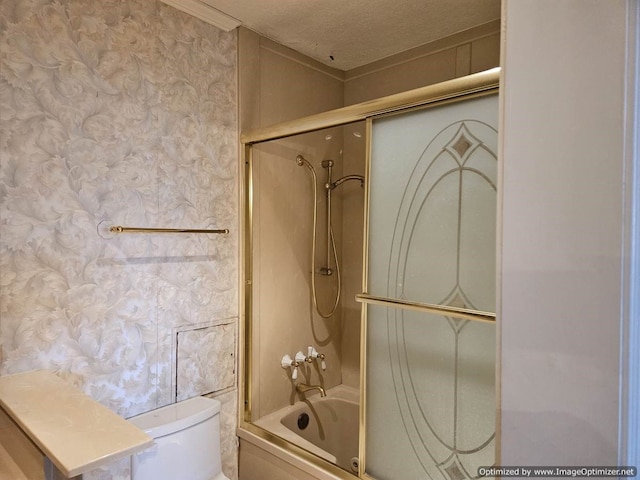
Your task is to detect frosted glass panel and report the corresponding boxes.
[368,94,498,312]
[365,94,497,479]
[366,305,495,480]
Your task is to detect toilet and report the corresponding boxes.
[128,396,229,480]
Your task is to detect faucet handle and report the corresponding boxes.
[307,346,327,370]
[281,354,300,380]
[281,354,294,369]
[291,351,307,380]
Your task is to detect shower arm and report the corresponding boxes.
[328,174,365,190]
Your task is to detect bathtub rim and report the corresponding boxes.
[237,384,360,480]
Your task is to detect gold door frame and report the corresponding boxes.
[240,67,500,480]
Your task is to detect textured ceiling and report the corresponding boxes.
[201,0,501,70]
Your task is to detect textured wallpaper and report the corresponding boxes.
[0,0,238,478]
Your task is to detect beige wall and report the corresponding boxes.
[239,28,345,131]
[499,0,635,464]
[344,20,500,105]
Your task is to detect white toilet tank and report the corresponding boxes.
[128,396,229,480]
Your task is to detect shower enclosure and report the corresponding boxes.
[240,69,499,480]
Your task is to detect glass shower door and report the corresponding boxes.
[361,93,498,480]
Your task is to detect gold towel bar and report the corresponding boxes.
[109,226,229,234]
[355,293,495,324]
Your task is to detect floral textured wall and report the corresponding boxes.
[0,0,238,478]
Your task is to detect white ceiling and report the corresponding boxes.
[199,0,501,71]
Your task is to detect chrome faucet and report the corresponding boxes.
[296,383,326,397]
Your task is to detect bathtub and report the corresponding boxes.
[252,384,360,475]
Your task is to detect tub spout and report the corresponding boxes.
[296,383,326,397]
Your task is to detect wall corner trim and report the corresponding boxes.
[159,0,241,31]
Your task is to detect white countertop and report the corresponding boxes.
[0,370,153,478]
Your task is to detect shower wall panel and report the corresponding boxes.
[251,129,345,419]
[339,122,367,389]
[344,20,500,105]
[238,29,347,420]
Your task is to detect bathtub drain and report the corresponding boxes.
[297,412,310,430]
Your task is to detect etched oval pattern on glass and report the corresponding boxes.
[366,93,498,480]
[387,117,497,479]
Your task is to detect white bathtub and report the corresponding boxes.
[253,385,359,474]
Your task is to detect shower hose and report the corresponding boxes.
[296,155,341,318]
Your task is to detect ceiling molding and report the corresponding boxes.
[160,0,241,31]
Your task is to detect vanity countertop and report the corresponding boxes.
[0,370,153,478]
